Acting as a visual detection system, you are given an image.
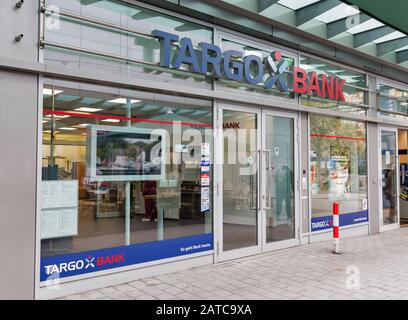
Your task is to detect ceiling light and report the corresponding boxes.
[73,123,91,128]
[45,114,71,119]
[107,98,141,104]
[43,88,63,96]
[74,107,103,112]
[59,127,77,131]
[101,119,120,123]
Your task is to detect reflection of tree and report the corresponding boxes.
[97,140,115,161]
[97,134,157,162]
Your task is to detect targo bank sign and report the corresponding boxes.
[152,30,346,102]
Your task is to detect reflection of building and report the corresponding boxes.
[2,0,408,300]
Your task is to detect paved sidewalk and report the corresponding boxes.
[59,228,408,300]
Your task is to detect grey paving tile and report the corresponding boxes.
[57,228,408,301]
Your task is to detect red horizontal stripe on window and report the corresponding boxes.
[310,133,366,141]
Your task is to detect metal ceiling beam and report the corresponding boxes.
[396,50,408,64]
[296,0,340,27]
[132,11,154,20]
[175,23,202,32]
[257,0,280,13]
[354,26,395,48]
[377,37,408,56]
[327,13,370,38]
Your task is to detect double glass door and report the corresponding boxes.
[217,104,299,261]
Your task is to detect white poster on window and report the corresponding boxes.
[42,181,60,209]
[385,151,391,165]
[329,156,349,200]
[41,210,60,239]
[201,187,210,202]
[60,181,78,207]
[361,198,368,211]
[201,173,210,186]
[201,143,210,156]
[42,180,78,209]
[41,180,78,239]
[59,209,78,236]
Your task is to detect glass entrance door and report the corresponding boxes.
[217,104,298,261]
[262,111,297,248]
[380,129,400,230]
[219,106,261,260]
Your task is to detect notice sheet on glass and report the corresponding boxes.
[41,180,78,239]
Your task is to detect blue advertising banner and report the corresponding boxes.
[40,233,213,282]
[311,210,369,232]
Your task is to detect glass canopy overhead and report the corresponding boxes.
[222,0,408,68]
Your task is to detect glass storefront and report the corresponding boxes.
[40,78,213,281]
[310,115,368,232]
[36,0,386,286]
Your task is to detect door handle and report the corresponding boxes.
[249,151,258,211]
[263,149,271,210]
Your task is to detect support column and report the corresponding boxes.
[367,75,381,234]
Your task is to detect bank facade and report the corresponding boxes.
[1,0,408,299]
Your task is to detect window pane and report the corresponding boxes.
[380,84,408,118]
[310,115,368,232]
[40,79,213,280]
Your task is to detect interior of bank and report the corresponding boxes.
[41,79,213,257]
[398,130,408,226]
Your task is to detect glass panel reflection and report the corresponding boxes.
[381,130,398,226]
[265,115,295,242]
[223,110,258,251]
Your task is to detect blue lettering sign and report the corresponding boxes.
[41,233,213,281]
[244,55,264,85]
[223,50,243,82]
[311,210,368,232]
[200,42,222,78]
[174,37,200,73]
[152,30,288,91]
[151,30,179,68]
